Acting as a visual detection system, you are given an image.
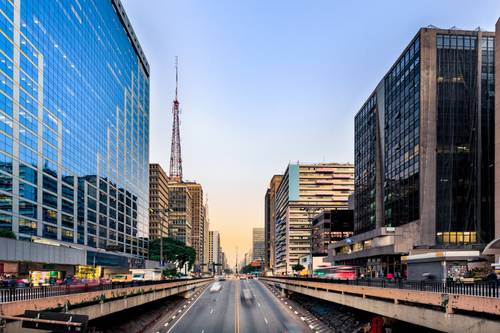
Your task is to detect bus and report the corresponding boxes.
[313,265,358,280]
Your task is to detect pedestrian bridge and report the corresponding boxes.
[0,278,211,332]
[261,277,500,333]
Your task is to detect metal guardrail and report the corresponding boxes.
[266,276,500,298]
[0,278,206,303]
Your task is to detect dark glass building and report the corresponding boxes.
[331,27,495,278]
[354,94,377,234]
[311,209,353,256]
[0,0,150,259]
[352,27,494,247]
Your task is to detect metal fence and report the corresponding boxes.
[0,278,205,303]
[267,276,500,298]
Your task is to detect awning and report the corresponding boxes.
[482,237,500,255]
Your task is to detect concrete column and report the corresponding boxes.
[418,29,437,247]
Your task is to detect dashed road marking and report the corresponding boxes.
[264,317,269,325]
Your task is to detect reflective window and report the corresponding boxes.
[19,218,37,236]
[0,194,11,212]
[0,172,12,192]
[43,208,57,224]
[19,200,37,218]
[19,181,37,201]
[0,213,12,230]
[43,224,58,240]
[43,191,57,209]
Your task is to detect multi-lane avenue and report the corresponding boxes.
[153,278,310,333]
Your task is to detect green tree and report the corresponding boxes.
[149,237,196,271]
[291,263,305,273]
[0,229,16,239]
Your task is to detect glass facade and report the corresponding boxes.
[384,36,420,227]
[435,33,494,245]
[354,94,377,233]
[0,0,149,258]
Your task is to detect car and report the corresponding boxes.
[210,282,222,292]
[239,275,247,280]
[240,288,254,304]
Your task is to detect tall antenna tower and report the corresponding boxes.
[169,57,183,181]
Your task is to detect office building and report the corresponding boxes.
[264,175,282,270]
[203,201,210,272]
[167,182,192,246]
[252,227,265,261]
[312,209,353,256]
[329,26,495,277]
[0,0,149,268]
[208,230,221,273]
[185,182,205,265]
[149,164,169,239]
[274,163,354,274]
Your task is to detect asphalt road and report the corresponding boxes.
[163,279,309,333]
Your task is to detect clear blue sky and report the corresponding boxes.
[122,0,500,266]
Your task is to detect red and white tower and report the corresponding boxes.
[169,57,183,181]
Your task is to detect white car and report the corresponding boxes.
[210,282,222,292]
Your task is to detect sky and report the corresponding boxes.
[122,0,500,267]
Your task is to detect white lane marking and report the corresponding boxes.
[300,317,306,321]
[264,317,269,325]
[294,311,298,314]
[257,302,261,307]
[201,330,205,333]
[210,308,214,314]
[166,284,210,333]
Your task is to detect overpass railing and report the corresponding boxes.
[0,278,205,303]
[266,276,500,298]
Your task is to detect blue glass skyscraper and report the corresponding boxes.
[0,0,149,260]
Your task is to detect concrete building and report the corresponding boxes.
[329,26,495,278]
[203,201,210,272]
[264,175,283,271]
[208,230,221,274]
[167,182,192,246]
[0,0,150,276]
[252,227,265,261]
[274,163,354,274]
[149,164,169,239]
[185,182,206,266]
